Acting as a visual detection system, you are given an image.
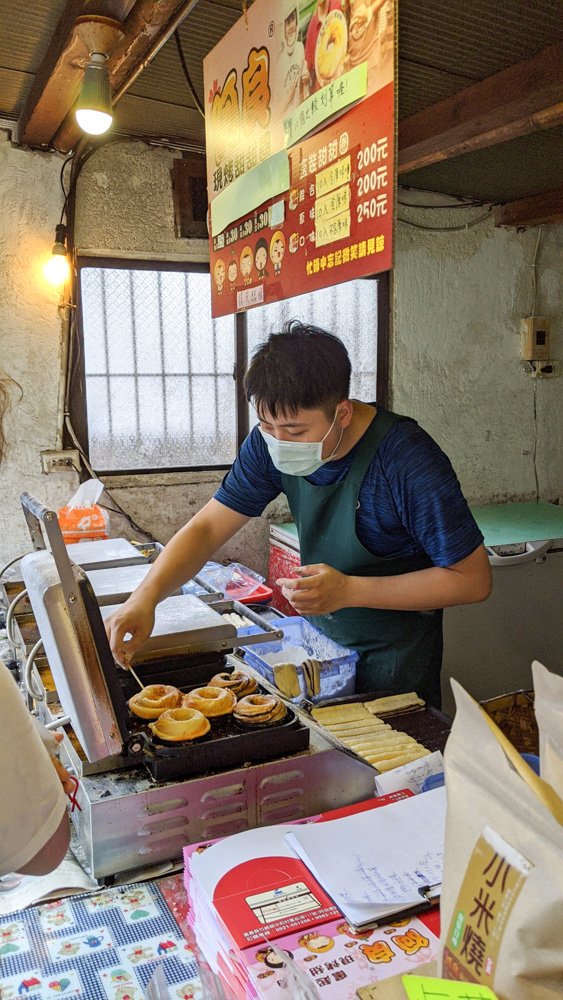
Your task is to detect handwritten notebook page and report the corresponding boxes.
[285,786,446,927]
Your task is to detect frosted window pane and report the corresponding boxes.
[246,278,378,429]
[81,269,107,374]
[81,266,237,470]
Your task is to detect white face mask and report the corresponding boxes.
[260,409,344,476]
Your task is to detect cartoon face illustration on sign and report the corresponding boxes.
[253,238,269,279]
[240,245,253,285]
[255,947,293,969]
[269,231,285,275]
[227,259,238,290]
[213,258,226,295]
[297,932,334,953]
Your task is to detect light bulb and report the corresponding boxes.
[75,107,112,136]
[44,253,70,286]
[75,53,113,136]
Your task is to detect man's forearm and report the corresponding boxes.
[347,553,492,612]
[134,500,250,606]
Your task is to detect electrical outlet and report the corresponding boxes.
[520,360,560,379]
[521,317,551,361]
[41,449,81,474]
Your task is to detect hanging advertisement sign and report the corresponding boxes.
[203,0,395,317]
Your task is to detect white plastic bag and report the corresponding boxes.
[198,561,264,600]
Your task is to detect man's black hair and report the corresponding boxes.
[244,319,351,418]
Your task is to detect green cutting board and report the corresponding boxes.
[470,501,563,547]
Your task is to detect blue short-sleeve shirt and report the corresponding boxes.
[214,406,483,567]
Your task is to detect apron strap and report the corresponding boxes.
[346,408,410,489]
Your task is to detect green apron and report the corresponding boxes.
[280,407,443,707]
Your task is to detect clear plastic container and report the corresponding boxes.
[239,616,358,703]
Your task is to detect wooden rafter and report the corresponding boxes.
[14,1,135,148]
[398,41,563,174]
[14,0,196,152]
[52,0,199,153]
[495,188,563,228]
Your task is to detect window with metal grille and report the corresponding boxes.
[77,261,385,473]
[80,264,236,472]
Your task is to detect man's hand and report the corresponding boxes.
[104,598,155,668]
[277,564,351,615]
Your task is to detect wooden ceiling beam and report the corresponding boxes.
[14,1,135,148]
[398,41,563,174]
[495,187,563,228]
[52,0,199,153]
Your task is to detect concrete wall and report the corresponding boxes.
[392,202,562,504]
[0,132,79,565]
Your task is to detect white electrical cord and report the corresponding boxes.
[24,638,44,702]
[0,552,29,582]
[6,588,28,655]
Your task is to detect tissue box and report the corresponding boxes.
[240,615,358,703]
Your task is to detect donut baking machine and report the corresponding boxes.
[19,493,377,880]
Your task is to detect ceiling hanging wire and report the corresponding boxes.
[174,30,205,117]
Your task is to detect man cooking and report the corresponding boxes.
[105,322,491,707]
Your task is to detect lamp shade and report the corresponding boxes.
[75,52,112,135]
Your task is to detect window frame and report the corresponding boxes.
[71,256,389,477]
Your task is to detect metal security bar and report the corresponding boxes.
[80,266,236,471]
[78,262,382,473]
[247,278,380,427]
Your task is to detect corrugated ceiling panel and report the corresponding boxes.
[0,0,67,72]
[113,92,205,147]
[397,61,475,119]
[400,124,563,203]
[399,0,563,81]
[0,67,33,118]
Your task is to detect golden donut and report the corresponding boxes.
[149,707,210,741]
[210,670,258,697]
[129,684,182,719]
[182,685,236,717]
[234,693,287,726]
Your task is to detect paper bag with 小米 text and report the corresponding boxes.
[438,678,563,999]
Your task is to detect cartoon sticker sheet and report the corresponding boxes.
[0,881,201,1000]
[244,914,440,1000]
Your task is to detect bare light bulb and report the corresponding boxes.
[44,252,70,286]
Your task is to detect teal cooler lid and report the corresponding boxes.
[470,501,563,547]
[270,522,300,546]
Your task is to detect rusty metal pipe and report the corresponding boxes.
[112,0,201,104]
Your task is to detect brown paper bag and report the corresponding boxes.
[533,660,563,794]
[439,678,563,999]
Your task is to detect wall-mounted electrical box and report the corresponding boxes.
[521,317,551,361]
